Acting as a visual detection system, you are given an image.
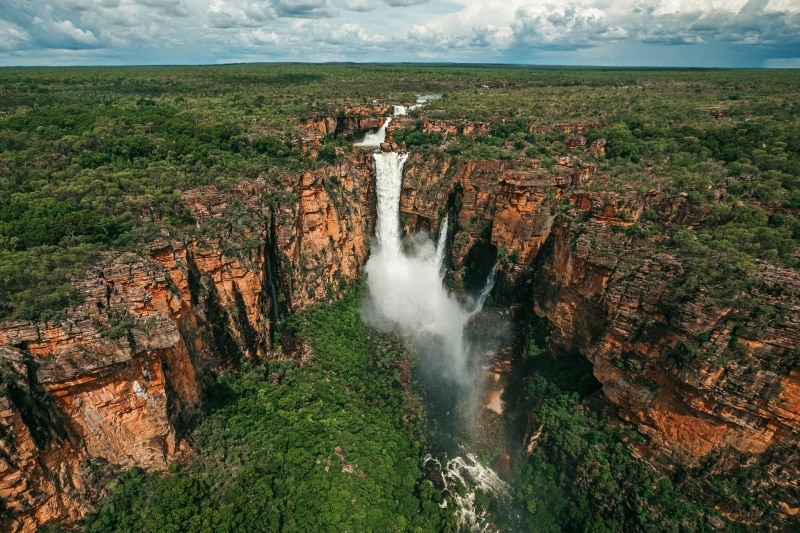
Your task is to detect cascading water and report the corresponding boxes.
[393,104,422,116]
[364,151,514,531]
[423,452,514,532]
[365,152,477,385]
[354,117,392,147]
[434,215,448,280]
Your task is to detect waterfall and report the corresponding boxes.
[364,151,514,531]
[373,152,406,257]
[434,215,448,279]
[471,263,496,314]
[354,117,391,147]
[365,151,501,385]
[365,153,473,384]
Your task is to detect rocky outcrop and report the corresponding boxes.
[0,157,373,531]
[273,157,372,310]
[300,105,393,149]
[532,194,800,522]
[0,256,197,532]
[420,119,490,137]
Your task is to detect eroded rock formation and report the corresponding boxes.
[1,115,798,529]
[0,156,373,531]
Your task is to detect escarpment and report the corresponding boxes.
[2,110,799,530]
[0,154,374,531]
[531,193,800,522]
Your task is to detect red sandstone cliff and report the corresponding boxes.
[532,193,800,523]
[0,157,373,531]
[395,147,799,523]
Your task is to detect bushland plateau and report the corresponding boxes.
[0,65,798,532]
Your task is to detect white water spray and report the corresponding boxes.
[354,117,391,147]
[364,151,514,531]
[364,153,491,385]
[423,452,514,532]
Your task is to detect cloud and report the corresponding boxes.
[250,28,281,45]
[511,4,627,50]
[208,0,274,28]
[384,0,429,6]
[31,16,100,48]
[271,0,337,18]
[623,1,800,47]
[135,0,190,17]
[341,0,374,11]
[59,0,94,11]
[1,0,800,66]
[52,19,100,45]
[0,19,30,51]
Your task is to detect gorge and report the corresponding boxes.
[0,66,798,531]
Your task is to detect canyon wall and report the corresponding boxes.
[394,143,800,523]
[0,155,373,531]
[533,199,800,522]
[1,114,798,529]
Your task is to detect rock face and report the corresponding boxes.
[300,105,392,149]
[394,149,800,523]
[0,256,197,532]
[532,194,800,522]
[0,158,373,531]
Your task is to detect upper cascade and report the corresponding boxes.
[372,151,407,257]
[354,117,391,147]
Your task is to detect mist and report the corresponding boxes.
[362,152,496,427]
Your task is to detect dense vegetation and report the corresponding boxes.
[1,66,798,321]
[2,65,799,531]
[83,291,455,532]
[505,336,746,532]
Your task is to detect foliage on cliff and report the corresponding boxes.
[83,291,454,532]
[505,338,746,532]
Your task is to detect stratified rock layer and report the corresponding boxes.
[0,156,373,531]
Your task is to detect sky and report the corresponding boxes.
[1,0,799,67]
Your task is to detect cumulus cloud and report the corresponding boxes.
[2,0,800,66]
[59,0,94,11]
[0,19,29,51]
[250,28,281,44]
[52,19,100,44]
[31,16,100,48]
[621,0,800,47]
[135,0,190,17]
[511,4,627,50]
[208,0,274,28]
[341,0,374,11]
